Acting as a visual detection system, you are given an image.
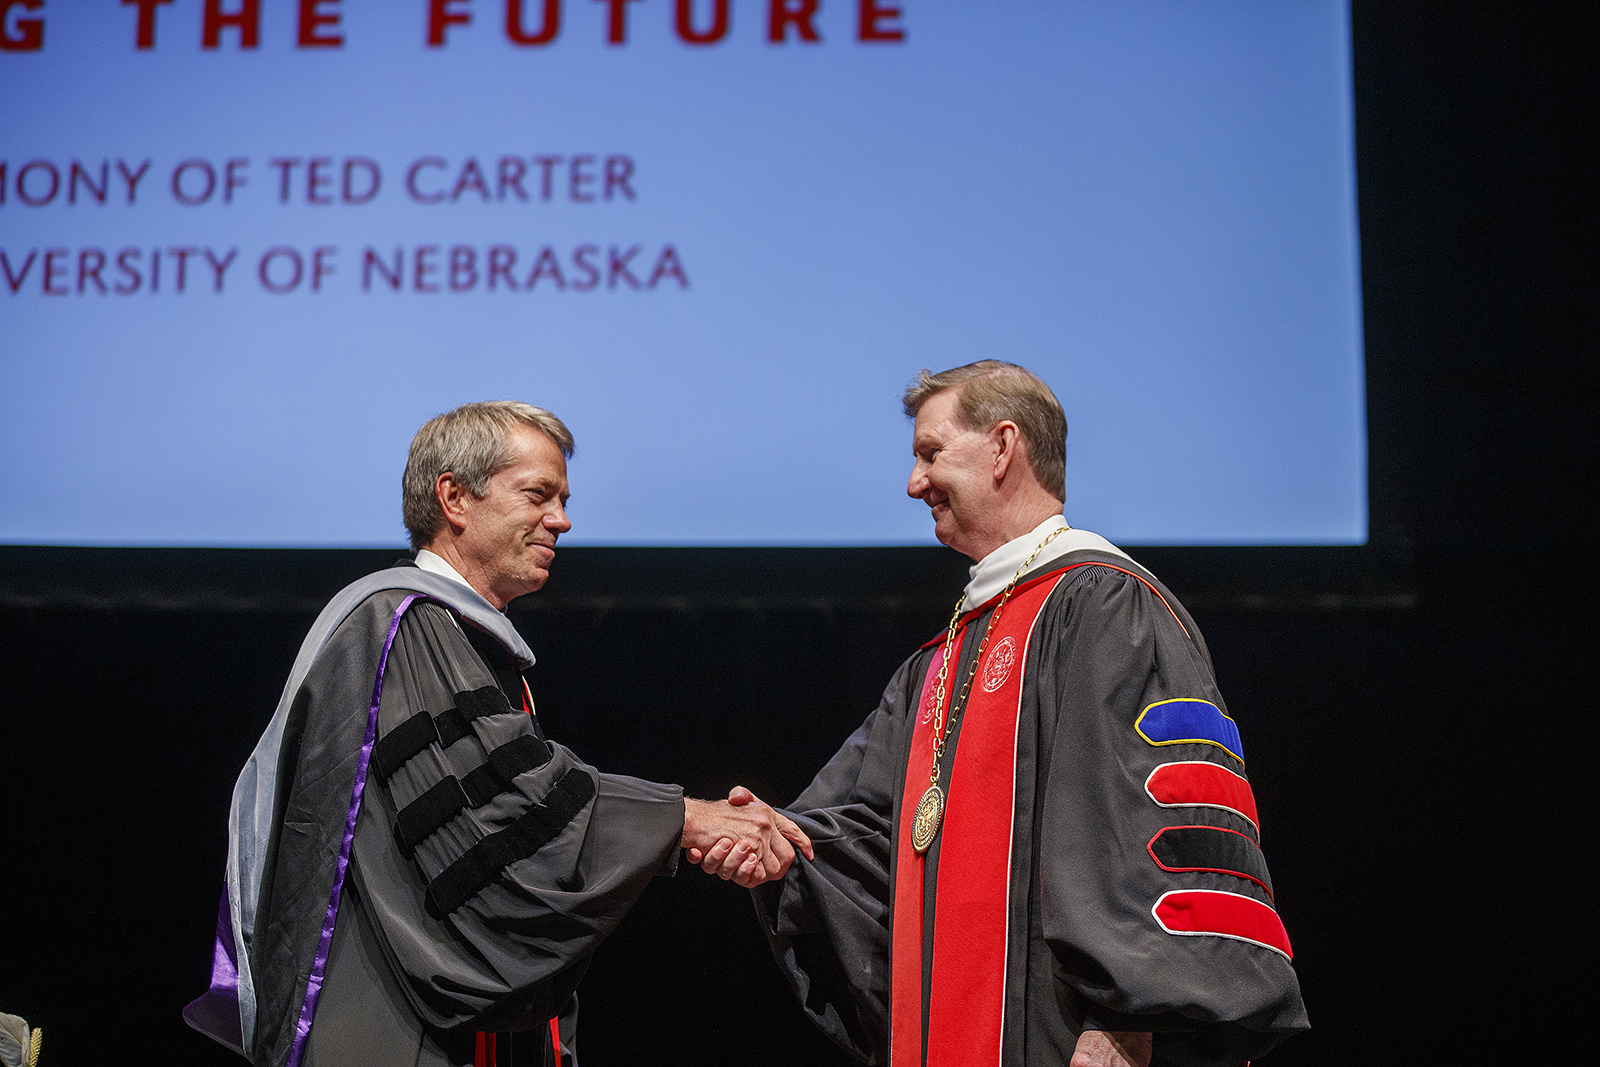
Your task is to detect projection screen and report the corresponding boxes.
[0,0,1365,546]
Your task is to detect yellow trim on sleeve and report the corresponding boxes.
[1134,698,1244,765]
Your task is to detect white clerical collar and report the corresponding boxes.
[961,515,1134,609]
[415,549,480,600]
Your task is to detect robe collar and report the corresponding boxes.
[962,514,1133,610]
[415,548,478,599]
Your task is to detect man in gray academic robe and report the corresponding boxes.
[187,401,809,1067]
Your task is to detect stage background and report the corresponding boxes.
[0,2,1591,1065]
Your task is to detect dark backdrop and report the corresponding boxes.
[1,3,1591,1064]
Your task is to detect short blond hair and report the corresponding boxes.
[402,401,574,550]
[903,361,1067,499]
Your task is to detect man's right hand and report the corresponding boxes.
[681,788,813,888]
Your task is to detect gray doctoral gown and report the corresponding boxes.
[187,565,685,1067]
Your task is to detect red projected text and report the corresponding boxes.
[0,0,903,52]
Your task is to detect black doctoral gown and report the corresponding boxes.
[753,549,1309,1067]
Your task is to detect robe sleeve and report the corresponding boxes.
[351,601,685,1035]
[1034,566,1309,1066]
[750,657,919,1066]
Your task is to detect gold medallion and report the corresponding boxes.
[911,785,944,853]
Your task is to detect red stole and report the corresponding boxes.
[890,573,1064,1067]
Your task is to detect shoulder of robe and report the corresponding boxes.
[327,590,497,673]
[294,587,430,683]
[323,585,436,640]
[1040,556,1206,648]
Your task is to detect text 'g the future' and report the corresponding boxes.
[0,0,907,53]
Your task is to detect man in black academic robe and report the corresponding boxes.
[705,364,1309,1067]
[187,402,809,1067]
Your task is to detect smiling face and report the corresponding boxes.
[906,388,1004,560]
[454,425,572,607]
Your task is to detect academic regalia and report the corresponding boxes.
[185,563,684,1067]
[754,523,1309,1067]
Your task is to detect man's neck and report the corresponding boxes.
[963,495,1066,562]
[416,544,502,608]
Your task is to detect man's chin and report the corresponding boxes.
[931,522,982,561]
[503,566,551,603]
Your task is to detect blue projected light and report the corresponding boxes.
[0,1,1365,547]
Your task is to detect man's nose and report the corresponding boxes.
[907,463,928,499]
[547,505,572,534]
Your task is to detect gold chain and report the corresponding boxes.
[926,524,1068,788]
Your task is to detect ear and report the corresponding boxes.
[990,421,1022,482]
[435,472,471,534]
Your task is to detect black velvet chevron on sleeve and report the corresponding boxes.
[1147,825,1274,896]
[391,735,555,858]
[371,685,522,785]
[424,768,597,919]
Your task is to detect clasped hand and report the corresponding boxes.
[681,786,814,888]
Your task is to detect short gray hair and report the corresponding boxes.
[902,361,1068,500]
[402,401,574,550]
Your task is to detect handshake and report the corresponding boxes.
[680,786,815,888]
